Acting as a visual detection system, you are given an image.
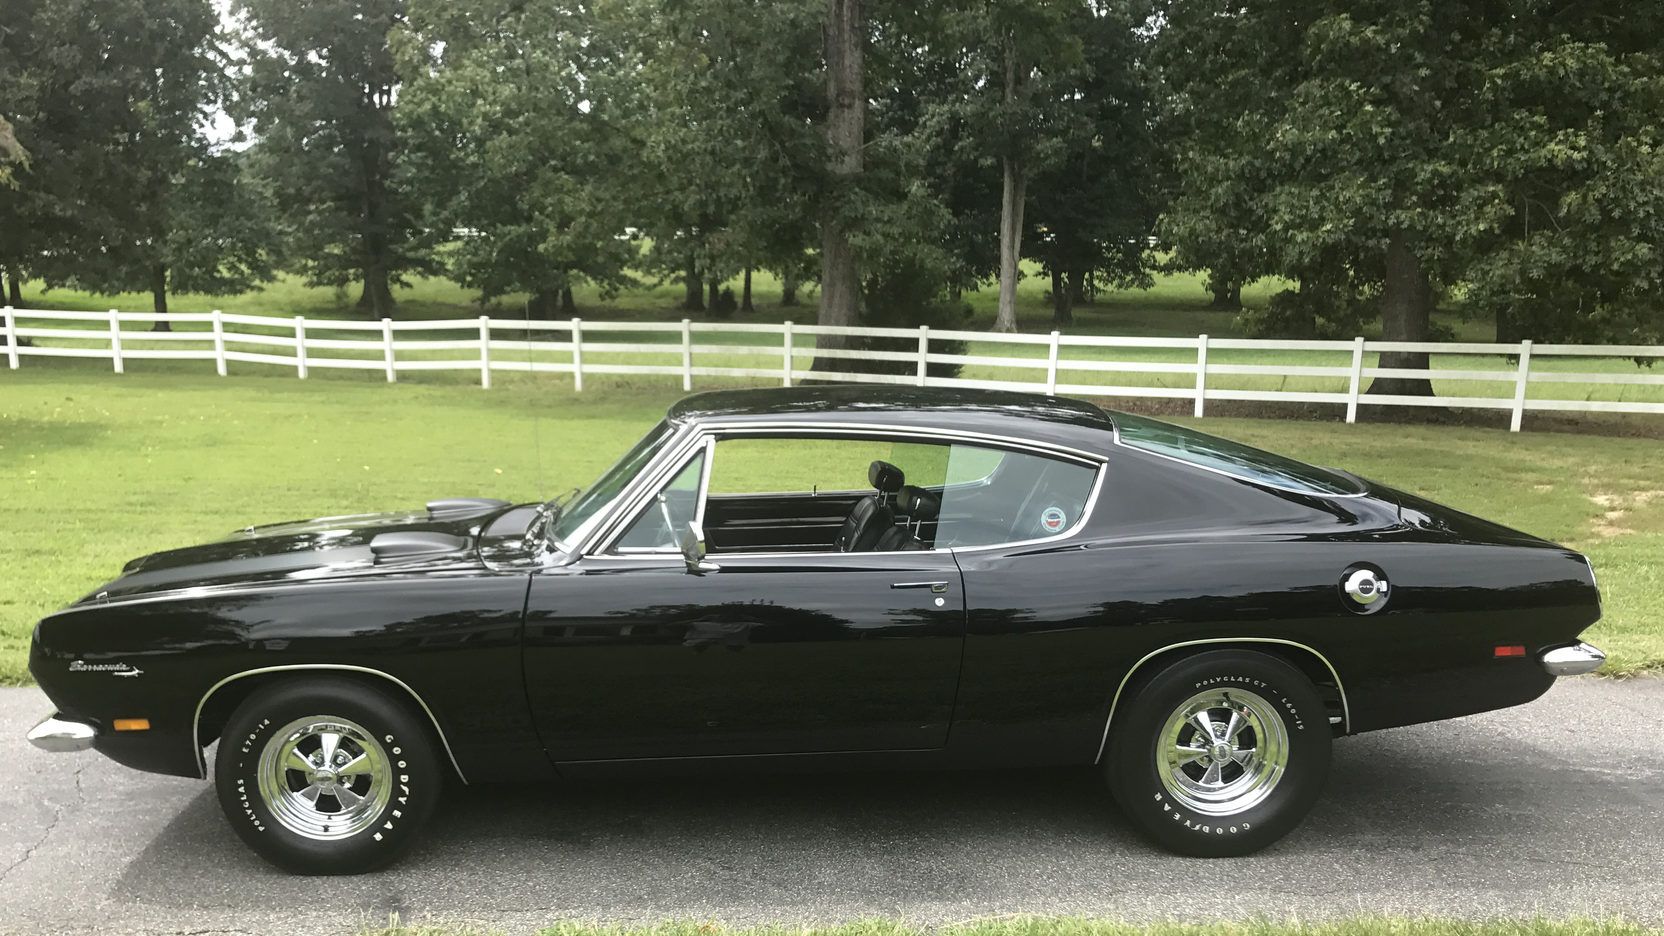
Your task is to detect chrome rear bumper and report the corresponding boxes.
[1540,642,1606,677]
[26,714,96,753]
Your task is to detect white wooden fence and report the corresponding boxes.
[6,306,1664,432]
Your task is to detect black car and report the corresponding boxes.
[27,387,1604,873]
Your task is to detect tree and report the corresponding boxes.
[819,0,864,340]
[0,116,26,189]
[237,0,434,317]
[398,0,639,317]
[1158,0,1664,397]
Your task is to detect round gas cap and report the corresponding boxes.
[1342,567,1389,609]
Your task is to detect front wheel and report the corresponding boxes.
[214,677,442,874]
[1104,650,1331,857]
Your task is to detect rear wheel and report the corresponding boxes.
[1105,650,1331,857]
[214,677,442,874]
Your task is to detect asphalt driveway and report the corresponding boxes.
[2,677,1660,935]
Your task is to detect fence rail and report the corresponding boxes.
[5,306,1664,432]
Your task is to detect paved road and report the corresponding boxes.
[2,678,1661,936]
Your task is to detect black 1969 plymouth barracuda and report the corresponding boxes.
[27,387,1604,873]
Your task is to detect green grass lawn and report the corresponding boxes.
[2,367,1658,685]
[358,918,1660,936]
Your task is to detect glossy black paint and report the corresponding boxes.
[28,387,1601,785]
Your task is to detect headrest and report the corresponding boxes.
[900,485,941,521]
[868,460,904,494]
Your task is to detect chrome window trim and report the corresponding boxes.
[192,664,469,784]
[581,419,1108,560]
[1091,637,1350,764]
[606,437,715,556]
[1107,421,1368,499]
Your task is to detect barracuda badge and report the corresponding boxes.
[69,661,144,678]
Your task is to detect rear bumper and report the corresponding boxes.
[26,713,96,753]
[1540,642,1605,677]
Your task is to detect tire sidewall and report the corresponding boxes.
[214,679,440,874]
[1109,651,1330,856]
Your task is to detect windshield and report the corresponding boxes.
[547,420,676,548]
[1113,413,1364,496]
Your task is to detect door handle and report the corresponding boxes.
[892,581,950,593]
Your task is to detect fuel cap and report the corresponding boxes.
[1340,564,1389,614]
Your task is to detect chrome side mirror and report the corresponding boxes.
[677,521,718,574]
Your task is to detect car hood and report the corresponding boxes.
[81,500,512,604]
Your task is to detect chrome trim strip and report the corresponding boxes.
[191,664,468,784]
[1092,638,1350,764]
[27,714,97,753]
[1540,641,1605,677]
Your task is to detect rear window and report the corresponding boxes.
[1112,413,1364,496]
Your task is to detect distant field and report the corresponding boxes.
[2,368,1658,685]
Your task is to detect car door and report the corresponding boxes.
[520,434,968,763]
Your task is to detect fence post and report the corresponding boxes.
[1346,336,1366,424]
[211,309,226,376]
[1510,339,1533,433]
[294,316,309,379]
[1193,334,1209,418]
[570,318,584,391]
[681,318,693,391]
[108,309,124,374]
[1046,331,1061,395]
[2,306,16,370]
[916,326,929,386]
[381,318,397,382]
[477,315,491,389]
[781,321,794,387]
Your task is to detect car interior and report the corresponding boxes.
[620,436,1097,555]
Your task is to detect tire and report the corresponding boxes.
[1104,649,1331,857]
[214,677,443,874]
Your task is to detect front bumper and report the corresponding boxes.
[1540,641,1606,677]
[26,713,96,753]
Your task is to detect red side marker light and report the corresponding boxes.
[1494,645,1526,658]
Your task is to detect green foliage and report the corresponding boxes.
[0,116,27,188]
[236,0,437,316]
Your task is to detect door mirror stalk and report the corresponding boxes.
[678,521,719,574]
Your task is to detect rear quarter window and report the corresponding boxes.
[1112,413,1364,497]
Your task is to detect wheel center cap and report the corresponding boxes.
[1210,742,1234,763]
[311,768,338,787]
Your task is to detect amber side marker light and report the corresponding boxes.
[1494,645,1527,658]
[112,718,150,731]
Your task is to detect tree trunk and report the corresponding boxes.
[741,266,754,312]
[815,0,863,370]
[1209,282,1242,310]
[781,271,799,307]
[4,268,21,306]
[1051,267,1072,326]
[993,153,1026,332]
[1495,305,1523,344]
[527,290,558,319]
[150,264,172,332]
[1367,230,1436,397]
[1068,268,1088,307]
[357,266,395,318]
[683,255,704,311]
[992,44,1027,334]
[559,285,576,315]
[707,277,720,312]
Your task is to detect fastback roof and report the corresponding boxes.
[666,386,1118,452]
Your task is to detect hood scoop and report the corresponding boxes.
[426,497,511,518]
[369,532,471,562]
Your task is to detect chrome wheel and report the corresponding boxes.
[256,716,392,841]
[1156,688,1288,817]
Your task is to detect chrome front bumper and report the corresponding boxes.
[26,714,96,753]
[1540,642,1606,677]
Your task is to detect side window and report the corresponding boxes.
[614,449,706,550]
[934,448,1096,548]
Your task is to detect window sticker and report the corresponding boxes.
[1040,505,1068,534]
